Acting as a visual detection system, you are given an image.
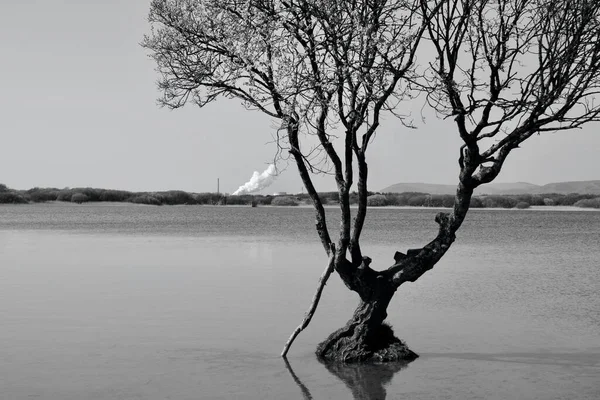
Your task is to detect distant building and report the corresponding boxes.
[273,192,287,196]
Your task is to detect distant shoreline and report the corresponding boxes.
[1,184,599,210]
[1,201,599,212]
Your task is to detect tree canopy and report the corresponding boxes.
[143,0,600,362]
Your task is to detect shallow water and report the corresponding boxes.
[1,204,599,399]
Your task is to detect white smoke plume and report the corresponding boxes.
[232,164,277,195]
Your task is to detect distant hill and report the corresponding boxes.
[381,180,600,195]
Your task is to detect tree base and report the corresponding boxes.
[316,322,418,363]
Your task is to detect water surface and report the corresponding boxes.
[1,204,599,399]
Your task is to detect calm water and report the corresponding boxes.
[1,204,599,399]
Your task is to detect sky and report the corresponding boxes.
[1,0,599,195]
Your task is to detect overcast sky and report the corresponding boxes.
[1,0,599,194]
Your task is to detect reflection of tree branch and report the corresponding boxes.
[283,358,313,400]
[284,358,414,400]
[320,359,412,400]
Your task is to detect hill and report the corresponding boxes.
[381,180,600,195]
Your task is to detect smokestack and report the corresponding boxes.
[233,164,277,195]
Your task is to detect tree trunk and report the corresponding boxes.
[316,275,417,363]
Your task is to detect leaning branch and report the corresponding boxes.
[281,244,336,358]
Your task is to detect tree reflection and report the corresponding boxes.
[284,358,412,400]
[283,358,313,400]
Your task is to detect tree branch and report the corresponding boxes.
[281,243,336,357]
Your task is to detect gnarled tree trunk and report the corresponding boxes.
[316,288,417,362]
[315,202,468,362]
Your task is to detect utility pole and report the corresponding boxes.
[217,178,220,194]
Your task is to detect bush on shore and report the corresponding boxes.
[56,190,74,202]
[255,195,273,205]
[71,193,89,203]
[469,197,484,208]
[0,192,28,204]
[515,201,531,209]
[195,192,226,205]
[367,194,388,207]
[573,197,600,208]
[271,196,299,206]
[26,188,60,202]
[481,195,518,208]
[153,190,197,205]
[99,190,131,202]
[225,194,254,205]
[130,194,161,205]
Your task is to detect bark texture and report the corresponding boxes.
[316,303,418,363]
[316,258,418,362]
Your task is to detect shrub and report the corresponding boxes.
[530,195,545,206]
[100,190,131,202]
[56,190,74,202]
[367,194,388,207]
[0,192,28,204]
[383,194,400,206]
[543,198,555,206]
[560,193,581,206]
[322,191,339,203]
[195,192,225,205]
[27,188,59,202]
[296,193,311,202]
[71,193,89,203]
[256,195,273,205]
[407,194,429,207]
[271,196,299,206]
[383,193,406,206]
[225,195,254,205]
[429,194,454,208]
[63,188,103,202]
[130,194,161,205]
[480,195,517,208]
[573,198,600,209]
[480,197,492,208]
[500,196,518,208]
[513,194,533,204]
[470,197,484,208]
[156,190,197,205]
[515,201,531,209]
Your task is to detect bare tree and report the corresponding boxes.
[143,0,600,363]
